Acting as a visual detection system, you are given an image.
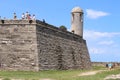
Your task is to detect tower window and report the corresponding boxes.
[72,30,75,33]
[72,14,74,23]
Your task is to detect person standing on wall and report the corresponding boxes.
[21,13,25,19]
[25,11,29,19]
[32,14,36,20]
[13,13,17,20]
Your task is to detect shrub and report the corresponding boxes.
[59,25,67,31]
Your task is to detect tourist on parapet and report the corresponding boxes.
[28,14,31,20]
[32,14,36,20]
[13,12,17,20]
[25,11,29,19]
[21,13,25,19]
[43,19,45,23]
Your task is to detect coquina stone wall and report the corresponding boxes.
[0,20,91,71]
[0,20,39,71]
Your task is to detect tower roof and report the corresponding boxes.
[71,7,83,13]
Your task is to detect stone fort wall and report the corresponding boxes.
[0,20,39,71]
[0,20,91,71]
[92,62,120,67]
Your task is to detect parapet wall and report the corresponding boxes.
[36,20,83,41]
[0,19,36,24]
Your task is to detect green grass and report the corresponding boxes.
[2,78,11,80]
[92,65,107,70]
[77,69,120,80]
[0,66,120,80]
[0,70,86,80]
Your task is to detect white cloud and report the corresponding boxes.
[98,40,114,45]
[84,30,120,61]
[86,9,109,19]
[84,30,120,39]
[84,30,120,55]
[67,28,71,32]
[89,48,105,54]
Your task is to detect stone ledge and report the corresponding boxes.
[0,20,83,40]
[0,19,36,24]
[36,20,82,39]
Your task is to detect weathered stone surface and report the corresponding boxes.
[0,20,91,71]
[0,20,38,71]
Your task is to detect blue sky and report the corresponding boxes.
[0,0,120,62]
